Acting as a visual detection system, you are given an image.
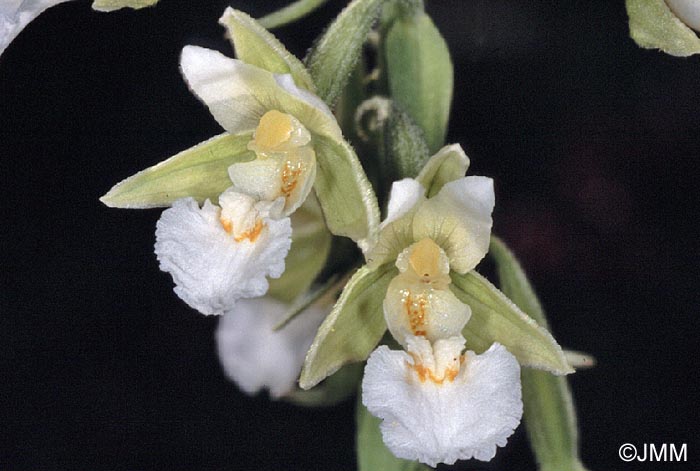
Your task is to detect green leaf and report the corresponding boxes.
[626,0,700,56]
[357,396,431,471]
[415,144,470,198]
[385,12,453,153]
[384,102,430,181]
[450,270,573,375]
[285,363,363,407]
[312,134,380,250]
[299,263,397,389]
[220,8,316,92]
[305,0,385,106]
[100,133,254,208]
[489,236,589,471]
[258,0,330,29]
[267,197,332,303]
[92,0,158,12]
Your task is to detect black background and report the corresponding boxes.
[1,1,698,470]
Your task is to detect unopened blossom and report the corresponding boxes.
[216,297,327,398]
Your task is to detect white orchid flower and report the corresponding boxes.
[216,296,327,398]
[0,0,71,57]
[362,335,522,466]
[154,188,291,316]
[180,44,333,217]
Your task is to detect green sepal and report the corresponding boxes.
[284,363,362,407]
[489,236,589,471]
[385,12,453,153]
[450,270,573,375]
[100,133,254,208]
[357,396,431,471]
[220,8,316,92]
[312,134,380,250]
[626,0,700,56]
[416,144,470,198]
[258,0,330,29]
[299,263,397,389]
[92,0,158,12]
[305,0,385,106]
[267,197,332,303]
[384,103,430,181]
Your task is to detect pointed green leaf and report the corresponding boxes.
[450,270,573,375]
[220,8,316,92]
[300,263,397,389]
[285,363,363,407]
[305,0,384,106]
[357,396,431,471]
[490,236,589,471]
[267,197,332,303]
[384,102,430,181]
[100,133,254,208]
[258,0,330,29]
[416,144,470,198]
[626,0,700,57]
[92,0,158,12]
[312,134,380,250]
[385,12,453,153]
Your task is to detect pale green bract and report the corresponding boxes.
[626,0,700,56]
[92,0,158,12]
[490,237,589,471]
[305,0,385,106]
[299,264,397,389]
[100,133,254,208]
[258,0,330,30]
[385,11,453,153]
[450,270,573,376]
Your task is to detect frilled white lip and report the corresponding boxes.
[362,336,522,467]
[1,0,72,57]
[154,195,292,315]
[368,176,495,273]
[216,296,327,398]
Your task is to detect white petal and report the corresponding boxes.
[667,0,700,31]
[362,339,522,467]
[180,45,266,135]
[154,197,292,315]
[275,73,334,120]
[382,178,425,228]
[414,176,495,274]
[365,179,425,267]
[1,0,72,57]
[180,46,343,141]
[216,297,327,398]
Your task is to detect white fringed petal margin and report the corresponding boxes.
[0,0,72,57]
[154,196,292,315]
[362,336,522,467]
[216,297,327,398]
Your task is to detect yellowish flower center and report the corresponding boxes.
[220,216,264,243]
[252,110,295,150]
[407,352,464,385]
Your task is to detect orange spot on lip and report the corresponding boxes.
[220,217,264,243]
[406,357,463,385]
[403,290,428,336]
[281,160,303,198]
